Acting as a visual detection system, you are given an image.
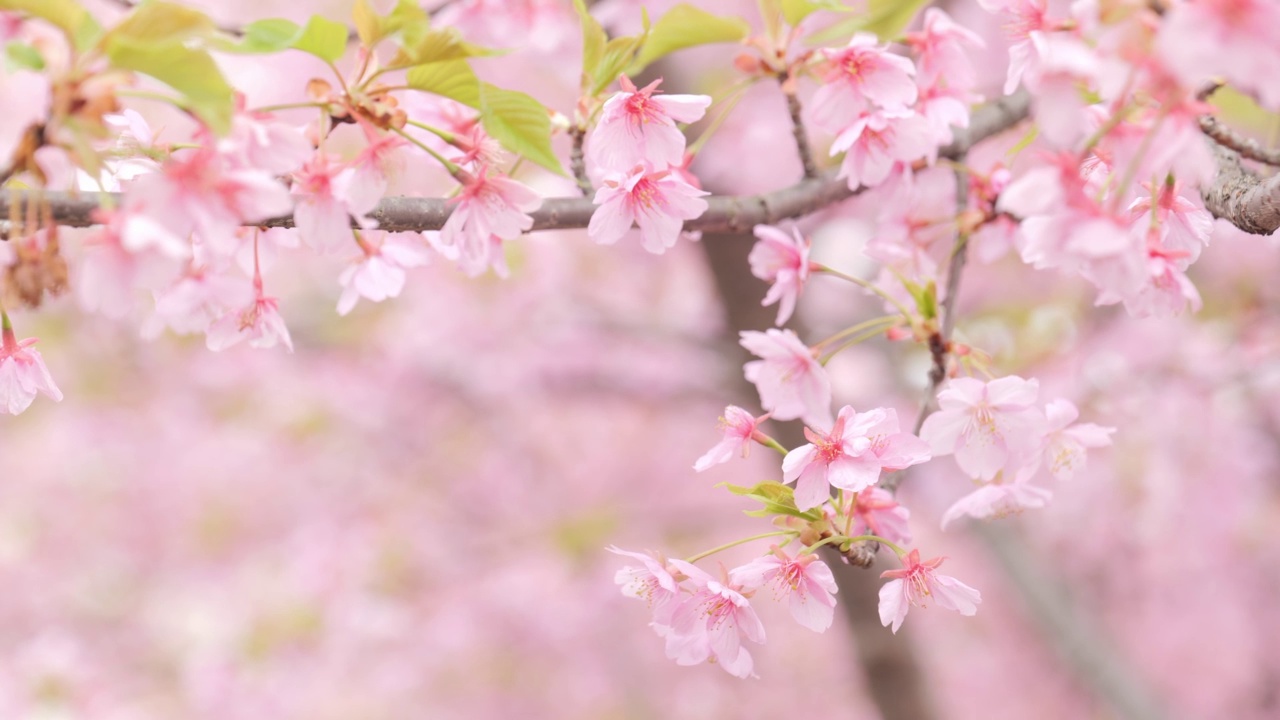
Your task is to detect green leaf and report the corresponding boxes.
[105,37,233,133]
[353,0,429,48]
[780,0,845,27]
[406,59,481,108]
[479,83,563,175]
[107,0,214,46]
[807,0,928,45]
[631,3,748,73]
[0,0,101,50]
[572,0,605,90]
[721,481,823,521]
[5,41,44,71]
[291,14,350,63]
[589,34,643,96]
[387,26,496,70]
[223,18,303,54]
[919,280,937,321]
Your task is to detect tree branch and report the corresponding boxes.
[780,78,819,180]
[1,92,1031,237]
[1199,114,1280,167]
[1202,142,1280,236]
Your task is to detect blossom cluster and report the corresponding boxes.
[586,77,711,253]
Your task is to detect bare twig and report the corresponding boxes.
[780,77,819,180]
[1,92,1032,237]
[1199,114,1280,167]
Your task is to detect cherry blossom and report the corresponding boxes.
[220,109,312,175]
[830,109,933,191]
[205,283,293,353]
[748,224,811,326]
[439,169,542,277]
[607,546,682,628]
[0,314,62,415]
[878,549,981,633]
[920,376,1047,481]
[782,406,931,511]
[291,153,376,254]
[664,560,766,679]
[940,480,1053,529]
[731,548,838,633]
[693,406,771,472]
[905,8,985,92]
[844,488,912,546]
[739,329,831,427]
[337,232,433,316]
[1038,399,1115,481]
[586,76,710,173]
[589,164,708,254]
[811,33,917,133]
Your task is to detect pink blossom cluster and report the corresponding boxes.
[921,376,1114,528]
[586,77,711,253]
[812,9,983,191]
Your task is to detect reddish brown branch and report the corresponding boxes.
[1199,114,1280,167]
[1202,142,1280,235]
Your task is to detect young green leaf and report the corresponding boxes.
[721,481,823,521]
[0,0,101,50]
[105,38,233,133]
[353,0,430,48]
[806,0,928,45]
[780,0,846,27]
[218,18,303,54]
[291,14,350,63]
[572,0,606,90]
[630,3,749,74]
[589,35,644,96]
[479,84,564,175]
[407,59,481,108]
[5,41,45,71]
[387,26,496,70]
[107,0,214,46]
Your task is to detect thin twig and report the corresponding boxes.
[780,77,819,180]
[569,126,593,196]
[1200,114,1280,167]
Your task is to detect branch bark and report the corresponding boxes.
[0,91,1031,237]
[1202,142,1280,235]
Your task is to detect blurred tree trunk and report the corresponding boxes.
[699,231,939,720]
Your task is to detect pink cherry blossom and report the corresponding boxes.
[141,269,255,339]
[1127,182,1212,265]
[586,76,710,173]
[439,169,542,277]
[919,376,1047,481]
[664,560,766,679]
[739,329,832,427]
[939,480,1053,529]
[830,109,933,191]
[607,546,682,628]
[1039,399,1115,481]
[76,209,187,319]
[693,406,770,472]
[589,164,708,254]
[220,109,312,175]
[905,8,985,92]
[337,232,433,316]
[0,317,62,415]
[291,153,376,254]
[205,284,293,353]
[730,548,838,633]
[844,487,912,546]
[748,224,811,326]
[878,549,981,633]
[1157,0,1280,109]
[124,146,292,255]
[783,406,931,511]
[810,33,917,133]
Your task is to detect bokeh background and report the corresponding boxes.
[3,0,1280,718]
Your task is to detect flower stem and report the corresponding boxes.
[756,434,790,456]
[683,531,797,564]
[811,315,900,351]
[813,264,916,321]
[391,127,462,176]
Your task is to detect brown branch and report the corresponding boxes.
[2,91,1031,237]
[1199,114,1280,167]
[780,78,819,180]
[568,125,593,196]
[1202,142,1280,235]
